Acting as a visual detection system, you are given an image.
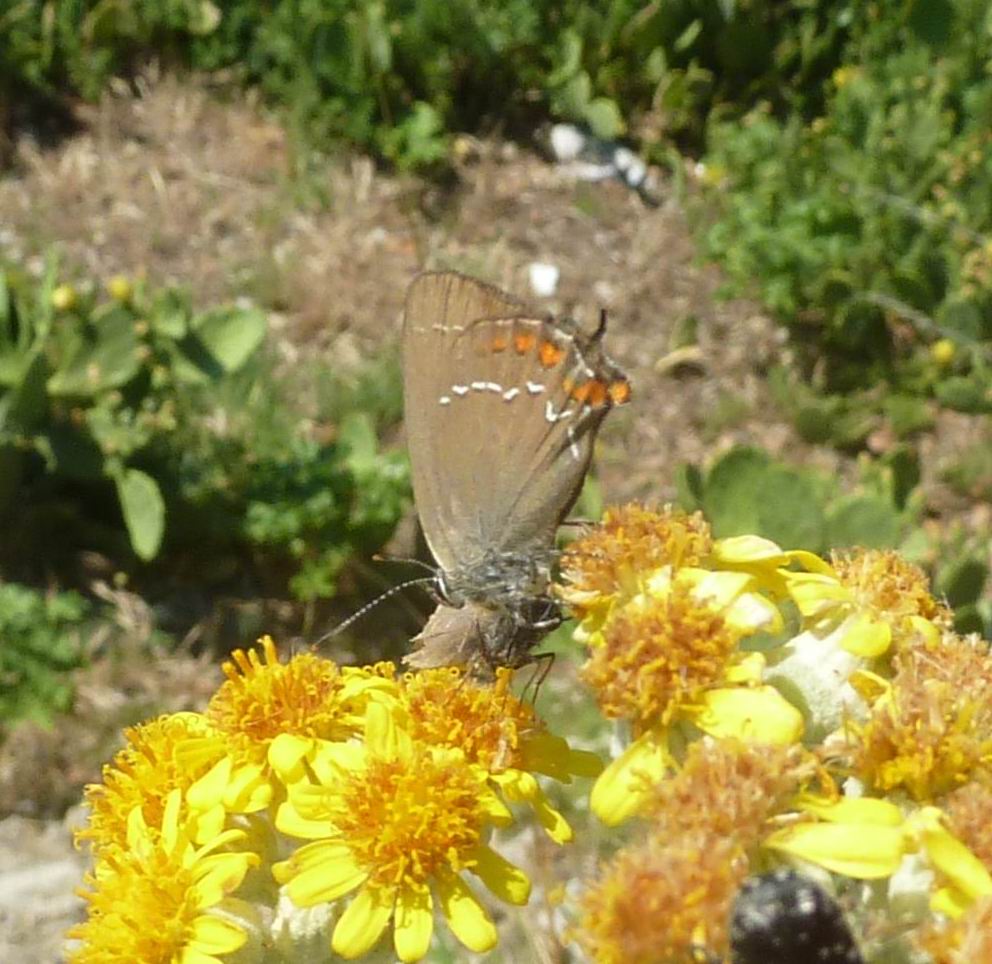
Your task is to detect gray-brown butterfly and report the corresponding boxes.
[402,271,630,671]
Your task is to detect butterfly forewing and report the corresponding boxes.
[403,272,524,572]
[403,272,627,576]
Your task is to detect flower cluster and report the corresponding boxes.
[562,505,992,963]
[68,503,992,963]
[69,637,596,962]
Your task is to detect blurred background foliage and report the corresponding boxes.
[1,0,992,728]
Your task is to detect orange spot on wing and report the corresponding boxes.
[586,380,609,406]
[514,332,536,354]
[489,335,509,352]
[539,340,566,368]
[569,381,592,403]
[608,380,631,405]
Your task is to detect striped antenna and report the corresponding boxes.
[314,576,437,647]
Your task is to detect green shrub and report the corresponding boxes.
[0,1,877,168]
[0,255,266,561]
[0,254,410,603]
[676,443,919,554]
[678,442,992,634]
[0,582,89,727]
[701,0,992,392]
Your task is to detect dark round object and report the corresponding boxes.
[730,869,864,964]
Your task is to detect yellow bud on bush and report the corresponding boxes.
[930,338,956,366]
[107,275,133,303]
[51,283,78,312]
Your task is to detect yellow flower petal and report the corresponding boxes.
[187,913,248,955]
[519,731,603,780]
[786,550,836,575]
[394,884,433,963]
[437,874,498,954]
[590,729,671,826]
[191,853,257,906]
[223,762,271,812]
[364,701,409,760]
[726,591,783,634]
[477,786,514,827]
[840,612,891,658]
[470,846,532,905]
[189,804,227,846]
[799,795,904,826]
[332,885,394,959]
[492,768,538,801]
[268,732,314,781]
[179,950,224,964]
[931,885,972,919]
[284,848,368,906]
[909,614,941,645]
[764,822,906,878]
[187,757,233,812]
[530,791,573,844]
[275,796,334,839]
[916,812,992,903]
[690,686,803,745]
[713,535,788,565]
[784,570,852,618]
[723,651,766,684]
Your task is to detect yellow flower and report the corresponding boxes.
[400,666,601,842]
[916,896,992,962]
[583,568,800,824]
[831,634,992,801]
[832,65,863,88]
[274,702,530,962]
[576,831,745,963]
[784,548,948,658]
[557,504,713,621]
[184,636,395,817]
[931,338,956,366]
[106,275,133,303]
[68,789,258,963]
[763,794,910,880]
[51,282,78,312]
[558,507,794,648]
[77,712,220,855]
[575,740,820,962]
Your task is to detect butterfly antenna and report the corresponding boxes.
[592,307,608,342]
[314,576,437,647]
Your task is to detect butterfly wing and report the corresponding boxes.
[402,271,629,574]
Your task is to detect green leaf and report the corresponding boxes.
[884,394,933,438]
[0,351,48,432]
[364,1,392,73]
[701,446,771,536]
[755,465,825,551]
[114,467,166,561]
[674,462,704,510]
[584,98,625,139]
[674,19,703,52]
[556,72,593,118]
[47,314,143,396]
[339,411,377,469]
[937,556,988,608]
[935,375,992,414]
[825,495,902,550]
[150,289,190,340]
[190,0,221,36]
[191,306,266,373]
